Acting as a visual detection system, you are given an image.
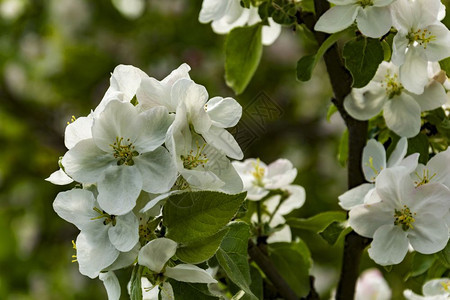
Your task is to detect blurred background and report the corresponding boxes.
[1,0,447,299]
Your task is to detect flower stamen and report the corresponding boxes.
[407,28,436,49]
[394,205,416,231]
[381,72,403,98]
[251,158,266,187]
[358,0,373,8]
[414,169,437,187]
[91,207,117,226]
[110,137,139,166]
[181,142,208,170]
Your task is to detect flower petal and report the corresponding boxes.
[368,224,409,265]
[206,97,242,128]
[409,81,447,112]
[105,242,140,272]
[386,137,407,168]
[97,165,143,216]
[425,24,450,62]
[408,183,450,218]
[265,159,297,189]
[383,93,421,138]
[99,271,121,300]
[376,167,415,206]
[339,183,375,210]
[356,6,392,38]
[348,201,394,237]
[45,169,73,185]
[314,5,359,34]
[109,65,148,102]
[65,115,93,149]
[198,0,228,23]
[262,18,282,46]
[108,212,139,252]
[202,126,243,160]
[138,238,177,273]
[362,139,386,182]
[399,50,429,95]
[164,264,218,283]
[135,107,174,152]
[408,213,448,255]
[344,85,387,120]
[277,185,306,215]
[391,33,409,66]
[426,148,450,188]
[160,282,174,300]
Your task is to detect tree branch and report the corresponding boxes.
[298,1,371,299]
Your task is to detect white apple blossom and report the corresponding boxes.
[349,167,450,265]
[390,0,450,94]
[355,268,392,300]
[137,238,217,300]
[339,137,419,209]
[199,0,281,46]
[314,0,395,38]
[412,147,450,189]
[53,189,139,278]
[62,99,177,215]
[404,278,450,300]
[344,62,447,137]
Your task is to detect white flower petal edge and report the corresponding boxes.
[138,238,178,273]
[164,264,218,283]
[45,168,73,185]
[100,271,121,300]
[314,4,359,34]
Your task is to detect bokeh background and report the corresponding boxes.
[0,0,448,299]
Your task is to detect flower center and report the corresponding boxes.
[414,169,437,187]
[365,156,383,181]
[381,72,403,99]
[91,207,117,226]
[181,143,208,170]
[440,280,450,292]
[110,137,139,166]
[252,159,266,187]
[407,29,436,49]
[358,0,373,8]
[394,205,416,231]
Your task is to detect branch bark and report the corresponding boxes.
[299,1,371,299]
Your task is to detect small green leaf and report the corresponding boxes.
[381,40,391,61]
[225,24,263,95]
[163,191,246,244]
[405,253,435,280]
[300,0,315,13]
[286,211,347,232]
[343,37,384,88]
[338,129,349,167]
[297,28,353,82]
[268,241,312,297]
[216,222,256,300]
[176,228,229,264]
[326,103,338,122]
[439,57,450,77]
[169,281,219,299]
[319,221,346,245]
[129,264,144,300]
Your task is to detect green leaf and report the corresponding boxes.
[225,24,263,95]
[297,28,353,82]
[163,191,246,244]
[176,228,229,264]
[286,211,347,232]
[405,253,435,280]
[435,241,450,269]
[343,37,384,88]
[268,241,312,297]
[216,222,256,300]
[169,281,219,300]
[319,221,346,245]
[439,57,450,77]
[338,129,349,167]
[381,40,391,61]
[326,103,338,122]
[129,264,144,300]
[243,266,263,300]
[300,0,315,13]
[407,133,429,164]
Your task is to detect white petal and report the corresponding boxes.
[372,0,394,6]
[109,65,148,102]
[408,213,448,254]
[265,159,297,189]
[108,212,139,252]
[160,282,174,300]
[262,18,282,46]
[408,183,450,218]
[356,6,392,38]
[97,166,143,216]
[137,77,170,111]
[329,0,357,4]
[135,148,178,194]
[391,33,409,66]
[423,278,450,296]
[99,271,121,300]
[267,225,292,243]
[314,5,359,34]
[399,153,420,173]
[387,137,407,168]
[368,224,409,265]
[211,4,249,34]
[138,238,177,273]
[198,0,228,23]
[409,81,447,112]
[277,185,306,215]
[383,93,422,138]
[45,169,73,185]
[426,148,450,188]
[403,290,426,300]
[206,97,242,128]
[76,231,119,279]
[376,167,415,206]
[105,242,140,272]
[53,189,98,231]
[202,126,243,160]
[362,139,386,182]
[134,107,173,152]
[65,115,93,149]
[344,85,387,120]
[164,264,218,283]
[399,50,429,95]
[348,201,394,237]
[339,183,375,210]
[62,139,115,184]
[423,24,450,62]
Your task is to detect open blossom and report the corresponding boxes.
[53,189,139,278]
[391,0,450,94]
[404,278,450,300]
[344,61,447,137]
[355,269,392,300]
[412,147,450,189]
[199,0,281,45]
[62,99,177,215]
[314,0,395,38]
[339,137,419,210]
[349,167,450,265]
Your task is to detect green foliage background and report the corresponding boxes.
[1,0,448,299]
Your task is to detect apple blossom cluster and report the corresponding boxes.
[404,278,450,299]
[233,158,306,243]
[46,63,249,299]
[198,0,281,45]
[340,138,450,266]
[315,0,450,138]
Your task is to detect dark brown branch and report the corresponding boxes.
[298,1,371,299]
[248,240,299,300]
